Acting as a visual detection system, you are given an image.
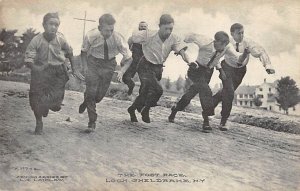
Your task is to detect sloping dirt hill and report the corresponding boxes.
[0,81,299,191]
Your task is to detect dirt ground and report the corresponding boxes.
[0,81,299,191]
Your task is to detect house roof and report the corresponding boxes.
[236,85,257,95]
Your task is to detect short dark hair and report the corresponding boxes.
[99,14,116,27]
[230,23,244,33]
[214,31,229,44]
[43,12,60,25]
[159,14,174,26]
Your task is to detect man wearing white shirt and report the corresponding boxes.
[127,14,191,123]
[78,14,132,132]
[168,32,248,131]
[212,23,275,130]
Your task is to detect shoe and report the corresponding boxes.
[202,123,212,131]
[34,120,43,135]
[168,106,177,123]
[50,105,61,112]
[79,102,87,114]
[141,107,150,123]
[128,106,138,122]
[85,122,96,133]
[219,117,228,131]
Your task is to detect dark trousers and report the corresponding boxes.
[212,60,247,119]
[122,43,143,91]
[175,65,214,116]
[84,55,117,123]
[131,56,163,111]
[29,64,69,116]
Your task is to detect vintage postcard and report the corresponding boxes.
[0,0,299,190]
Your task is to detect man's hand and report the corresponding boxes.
[73,69,85,81]
[244,47,250,54]
[188,62,199,69]
[219,69,227,81]
[266,68,275,74]
[117,71,124,83]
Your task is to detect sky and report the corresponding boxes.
[1,0,300,87]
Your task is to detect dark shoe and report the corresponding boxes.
[85,122,96,133]
[79,102,87,114]
[34,120,43,135]
[168,106,177,123]
[128,106,138,122]
[219,117,228,131]
[50,105,61,112]
[202,124,212,131]
[202,119,212,131]
[141,107,150,123]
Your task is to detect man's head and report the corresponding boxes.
[43,12,60,37]
[138,21,148,31]
[98,14,116,39]
[213,31,230,52]
[230,23,244,43]
[158,14,174,40]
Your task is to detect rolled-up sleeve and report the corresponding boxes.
[171,35,187,54]
[24,37,37,63]
[81,35,90,53]
[184,33,211,48]
[247,39,273,70]
[130,30,150,44]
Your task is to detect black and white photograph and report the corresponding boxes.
[0,0,299,190]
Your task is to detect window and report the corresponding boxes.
[239,94,243,98]
[240,101,243,106]
[259,88,263,91]
[249,94,253,98]
[245,101,248,105]
[250,101,253,107]
[244,94,248,98]
[269,106,272,110]
[269,88,271,92]
[257,94,264,98]
[293,106,296,111]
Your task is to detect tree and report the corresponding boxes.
[16,28,39,68]
[253,97,262,107]
[175,75,184,91]
[165,77,171,90]
[184,75,192,92]
[20,28,39,53]
[276,76,299,115]
[0,28,22,70]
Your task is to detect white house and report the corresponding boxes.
[234,79,299,115]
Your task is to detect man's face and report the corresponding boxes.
[214,40,227,52]
[99,24,114,39]
[138,23,148,31]
[43,18,60,37]
[231,28,244,43]
[159,23,174,40]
